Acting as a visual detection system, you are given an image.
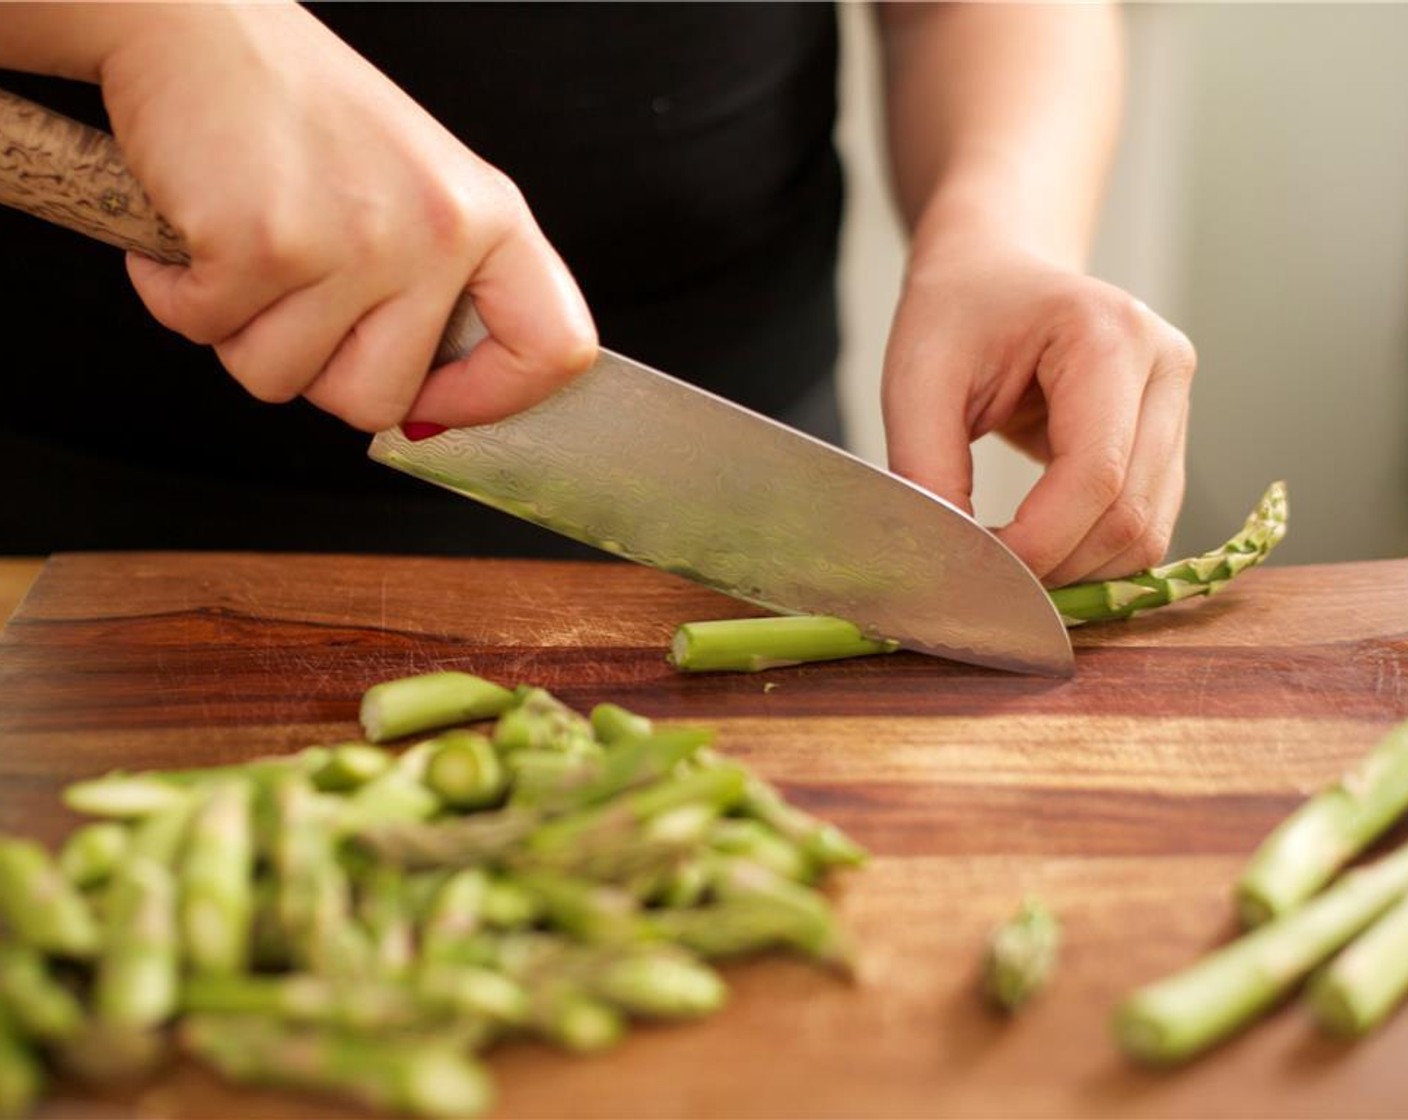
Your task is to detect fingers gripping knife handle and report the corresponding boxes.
[0,86,484,360]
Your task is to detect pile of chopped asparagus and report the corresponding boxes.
[670,481,1288,672]
[0,672,867,1119]
[1115,718,1408,1063]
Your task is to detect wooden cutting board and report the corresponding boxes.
[3,551,1408,1119]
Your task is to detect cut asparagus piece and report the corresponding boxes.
[493,688,596,755]
[589,702,654,745]
[1308,889,1408,1036]
[359,864,416,978]
[183,973,427,1031]
[181,779,255,976]
[590,949,728,1020]
[671,615,900,672]
[360,671,516,744]
[425,730,507,811]
[312,743,394,793]
[62,773,192,819]
[355,808,541,870]
[95,857,180,1029]
[183,1014,495,1119]
[1237,719,1408,926]
[984,899,1061,1013]
[0,837,100,958]
[1050,480,1287,625]
[0,943,85,1043]
[0,1005,42,1120]
[1114,840,1408,1065]
[58,822,130,889]
[710,858,855,972]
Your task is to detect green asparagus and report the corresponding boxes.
[0,943,85,1043]
[58,822,129,889]
[1237,719,1408,926]
[0,1005,42,1120]
[0,837,100,958]
[983,899,1061,1013]
[424,730,507,811]
[1114,839,1408,1065]
[360,670,516,743]
[671,615,900,672]
[183,1014,495,1119]
[670,481,1289,671]
[181,779,255,975]
[95,857,180,1029]
[1308,889,1408,1037]
[2,670,869,1118]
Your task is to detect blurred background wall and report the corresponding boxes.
[834,2,1408,565]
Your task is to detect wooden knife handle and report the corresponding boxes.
[0,86,486,359]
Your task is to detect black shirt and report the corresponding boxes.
[0,3,843,555]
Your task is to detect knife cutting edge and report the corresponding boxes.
[0,86,1074,677]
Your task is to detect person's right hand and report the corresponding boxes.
[95,2,596,433]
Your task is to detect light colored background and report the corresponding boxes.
[834,2,1408,565]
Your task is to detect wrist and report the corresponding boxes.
[906,153,1093,278]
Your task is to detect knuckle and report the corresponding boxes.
[1085,450,1127,508]
[1162,326,1199,382]
[215,341,303,405]
[1101,494,1153,555]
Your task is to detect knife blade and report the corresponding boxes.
[0,87,1073,676]
[374,306,1073,677]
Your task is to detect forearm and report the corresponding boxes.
[877,2,1123,271]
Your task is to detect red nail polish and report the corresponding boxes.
[401,422,448,442]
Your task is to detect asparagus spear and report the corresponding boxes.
[1307,890,1408,1037]
[183,972,427,1031]
[1052,480,1287,625]
[1237,719,1408,926]
[589,948,728,1020]
[669,481,1289,671]
[984,898,1061,1013]
[0,942,85,1043]
[95,857,180,1029]
[1114,840,1408,1065]
[360,670,516,744]
[181,779,255,975]
[0,1005,42,1120]
[183,1014,495,1119]
[58,822,130,889]
[0,837,100,958]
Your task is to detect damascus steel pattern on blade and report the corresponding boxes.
[369,352,1072,676]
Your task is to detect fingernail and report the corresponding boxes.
[401,422,448,442]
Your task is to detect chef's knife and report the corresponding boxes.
[0,88,1074,676]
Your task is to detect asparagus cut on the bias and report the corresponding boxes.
[183,1014,495,1119]
[360,670,516,743]
[0,837,100,958]
[2,668,868,1119]
[1114,840,1408,1065]
[1237,719,1408,927]
[1308,889,1408,1037]
[984,898,1061,1013]
[669,481,1288,671]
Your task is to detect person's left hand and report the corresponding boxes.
[881,233,1197,587]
